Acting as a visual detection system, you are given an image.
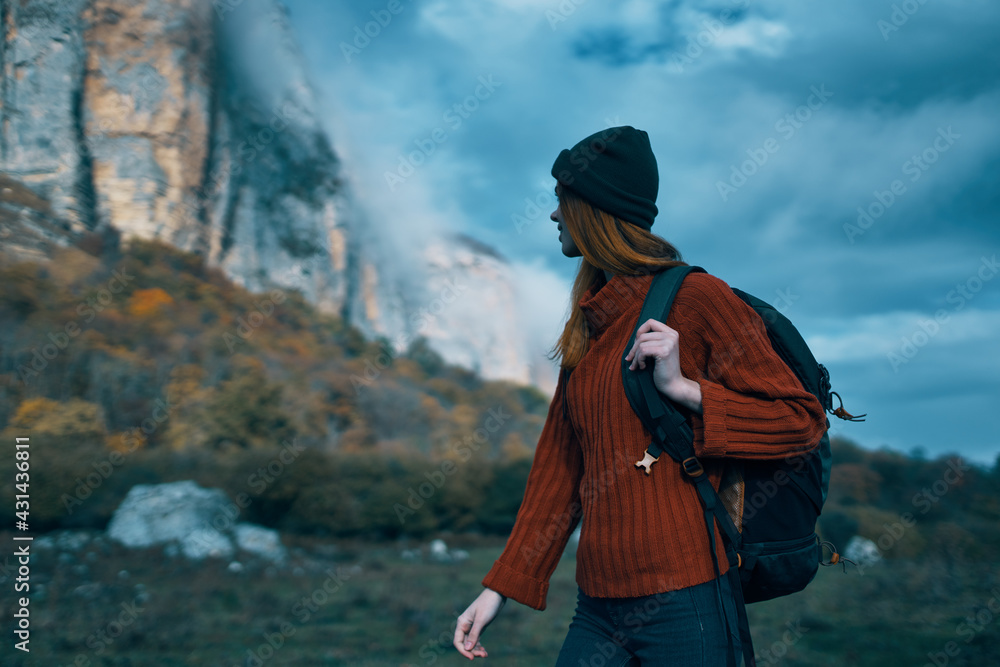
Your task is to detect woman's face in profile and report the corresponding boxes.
[551,193,582,258]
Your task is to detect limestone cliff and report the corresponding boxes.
[0,0,541,386]
[421,234,532,385]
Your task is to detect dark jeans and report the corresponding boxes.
[555,574,742,667]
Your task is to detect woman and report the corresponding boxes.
[453,126,826,665]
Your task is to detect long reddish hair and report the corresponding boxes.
[552,185,685,369]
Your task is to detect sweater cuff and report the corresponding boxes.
[481,558,549,611]
[692,378,728,457]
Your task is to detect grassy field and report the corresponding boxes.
[2,529,998,666]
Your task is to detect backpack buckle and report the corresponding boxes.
[635,448,659,475]
[830,391,867,422]
[681,456,704,478]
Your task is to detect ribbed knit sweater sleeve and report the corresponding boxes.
[672,273,827,460]
[480,371,583,611]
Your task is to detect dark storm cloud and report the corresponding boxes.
[280,0,999,463]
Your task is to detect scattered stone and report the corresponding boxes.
[429,539,450,562]
[181,527,234,560]
[73,583,103,600]
[234,523,287,564]
[426,538,472,563]
[106,480,288,565]
[312,544,338,558]
[35,536,56,550]
[400,540,472,563]
[844,536,882,567]
[56,531,91,552]
[228,561,244,574]
[108,481,232,550]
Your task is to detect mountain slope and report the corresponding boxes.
[0,0,549,386]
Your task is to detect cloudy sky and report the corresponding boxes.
[277,0,1000,464]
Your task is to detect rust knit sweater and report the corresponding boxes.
[481,270,827,611]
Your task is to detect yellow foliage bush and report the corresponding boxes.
[6,397,107,441]
[128,287,175,317]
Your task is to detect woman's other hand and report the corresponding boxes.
[626,318,703,414]
[453,588,506,660]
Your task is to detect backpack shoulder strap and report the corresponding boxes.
[621,264,756,667]
[620,265,705,464]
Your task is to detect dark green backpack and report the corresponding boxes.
[621,265,864,667]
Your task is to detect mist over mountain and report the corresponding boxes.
[0,0,556,390]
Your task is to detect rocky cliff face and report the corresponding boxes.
[422,234,533,385]
[1,0,95,233]
[0,0,543,386]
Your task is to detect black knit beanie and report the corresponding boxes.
[550,125,658,230]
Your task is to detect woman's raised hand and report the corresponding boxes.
[625,318,703,414]
[453,588,506,660]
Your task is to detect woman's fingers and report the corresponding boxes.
[454,611,490,660]
[628,324,679,371]
[637,318,669,335]
[454,614,478,659]
[454,589,505,660]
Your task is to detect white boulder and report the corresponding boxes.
[107,480,286,564]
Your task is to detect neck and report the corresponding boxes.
[602,269,614,284]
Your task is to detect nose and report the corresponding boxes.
[550,205,559,222]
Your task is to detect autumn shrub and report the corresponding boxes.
[0,397,112,529]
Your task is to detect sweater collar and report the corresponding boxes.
[579,273,654,335]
